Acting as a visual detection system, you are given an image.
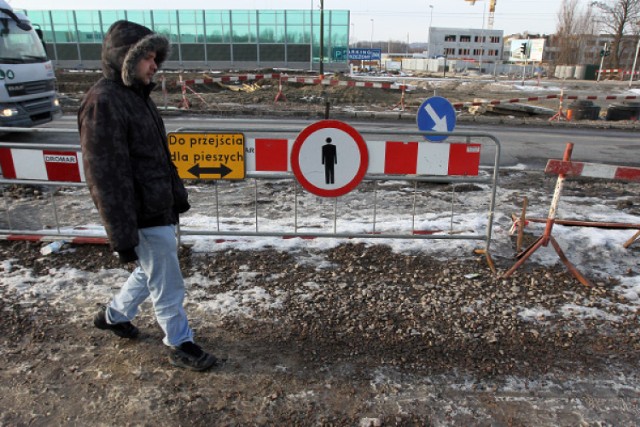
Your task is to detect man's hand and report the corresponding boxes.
[117,248,138,264]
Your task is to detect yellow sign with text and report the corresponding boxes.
[168,132,245,180]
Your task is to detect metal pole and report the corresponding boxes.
[629,38,640,88]
[214,181,220,231]
[479,2,485,73]
[370,19,374,49]
[372,180,378,233]
[50,188,61,234]
[428,5,433,52]
[542,143,574,245]
[319,0,324,75]
[254,179,259,232]
[521,41,528,86]
[597,43,607,82]
[3,187,13,230]
[333,197,337,234]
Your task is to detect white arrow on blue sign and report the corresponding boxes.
[416,96,457,142]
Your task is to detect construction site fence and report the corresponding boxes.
[0,125,501,255]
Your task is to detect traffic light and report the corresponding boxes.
[519,43,527,56]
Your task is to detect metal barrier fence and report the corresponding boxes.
[0,125,501,258]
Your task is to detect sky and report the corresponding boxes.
[9,0,580,43]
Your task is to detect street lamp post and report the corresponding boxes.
[350,23,355,47]
[428,5,434,56]
[478,1,486,74]
[370,19,374,49]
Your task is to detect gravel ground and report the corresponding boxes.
[1,169,640,426]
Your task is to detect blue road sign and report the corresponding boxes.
[332,47,348,61]
[416,96,457,142]
[348,48,382,61]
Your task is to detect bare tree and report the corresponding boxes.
[592,0,640,68]
[555,0,596,65]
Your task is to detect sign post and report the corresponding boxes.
[167,132,245,180]
[598,43,609,82]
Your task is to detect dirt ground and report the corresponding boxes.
[54,68,640,124]
[1,167,640,426]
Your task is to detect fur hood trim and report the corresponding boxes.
[121,33,170,86]
[101,20,170,86]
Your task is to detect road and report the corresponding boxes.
[1,115,639,169]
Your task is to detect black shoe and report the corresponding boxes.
[93,306,139,339]
[169,341,219,371]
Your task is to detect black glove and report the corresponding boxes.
[117,248,138,263]
[174,200,191,215]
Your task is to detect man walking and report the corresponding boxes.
[78,20,217,371]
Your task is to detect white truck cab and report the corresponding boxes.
[0,0,61,127]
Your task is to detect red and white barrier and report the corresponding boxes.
[179,73,408,91]
[0,148,84,182]
[1,140,481,183]
[0,234,108,245]
[247,139,481,176]
[598,69,640,76]
[546,159,640,182]
[452,93,640,110]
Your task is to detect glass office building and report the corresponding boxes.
[24,9,350,70]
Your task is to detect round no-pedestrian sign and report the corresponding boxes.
[291,120,369,197]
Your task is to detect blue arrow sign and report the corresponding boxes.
[416,96,457,142]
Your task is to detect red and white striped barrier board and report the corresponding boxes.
[1,140,481,182]
[367,141,481,175]
[598,69,640,76]
[546,159,640,182]
[246,139,481,176]
[0,148,85,182]
[179,73,408,91]
[452,93,640,110]
[0,234,108,245]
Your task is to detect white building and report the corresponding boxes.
[427,27,504,66]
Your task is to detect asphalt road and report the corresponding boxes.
[1,115,638,169]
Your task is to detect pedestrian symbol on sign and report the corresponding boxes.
[322,137,337,184]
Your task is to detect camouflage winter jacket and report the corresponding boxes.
[78,21,189,258]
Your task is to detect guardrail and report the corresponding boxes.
[0,124,501,267]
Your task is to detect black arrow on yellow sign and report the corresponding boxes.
[188,163,232,178]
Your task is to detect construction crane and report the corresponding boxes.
[464,0,497,29]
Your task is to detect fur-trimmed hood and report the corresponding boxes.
[101,20,170,86]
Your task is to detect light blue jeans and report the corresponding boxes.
[106,225,193,347]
